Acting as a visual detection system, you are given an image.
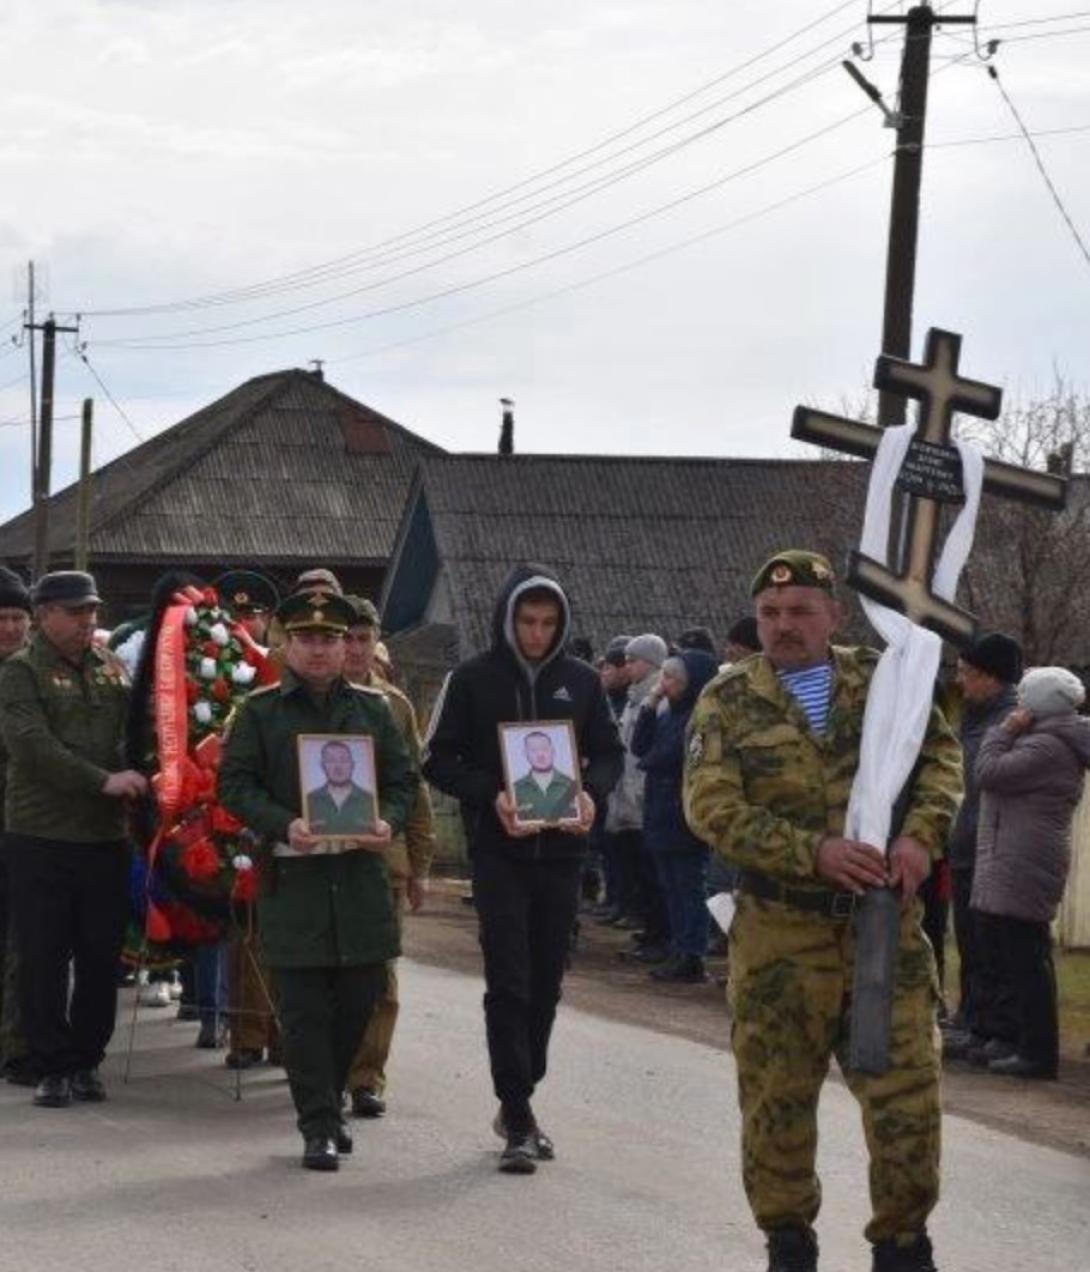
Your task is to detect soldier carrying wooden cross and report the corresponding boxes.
[684,326,1066,1272]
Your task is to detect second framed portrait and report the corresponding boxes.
[498,719,583,827]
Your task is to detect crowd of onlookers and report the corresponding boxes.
[575,619,759,985]
[571,622,1087,1078]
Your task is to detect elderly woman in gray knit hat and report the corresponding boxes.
[972,666,1090,1079]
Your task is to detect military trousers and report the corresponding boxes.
[348,883,405,1097]
[276,963,387,1140]
[728,893,942,1245]
[5,834,129,1076]
[472,851,582,1132]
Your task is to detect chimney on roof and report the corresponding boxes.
[308,359,325,382]
[499,398,514,457]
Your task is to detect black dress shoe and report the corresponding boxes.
[335,1123,354,1155]
[301,1136,339,1171]
[351,1087,386,1118]
[34,1075,72,1108]
[498,1132,537,1175]
[71,1069,107,1102]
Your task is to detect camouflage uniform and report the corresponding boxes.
[684,644,962,1245]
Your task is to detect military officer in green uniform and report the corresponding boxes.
[0,566,33,1085]
[512,731,579,823]
[305,739,376,837]
[0,571,148,1109]
[683,551,962,1272]
[219,587,418,1172]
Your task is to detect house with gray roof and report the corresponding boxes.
[0,367,444,615]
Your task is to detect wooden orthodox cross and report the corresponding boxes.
[792,327,1067,1074]
[794,327,1066,644]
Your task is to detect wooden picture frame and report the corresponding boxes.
[498,719,583,827]
[297,733,378,841]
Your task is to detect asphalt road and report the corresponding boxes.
[0,961,1086,1272]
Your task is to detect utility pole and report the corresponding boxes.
[865,3,978,428]
[25,314,79,577]
[74,398,94,573]
[27,261,38,505]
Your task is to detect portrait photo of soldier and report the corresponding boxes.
[299,735,377,840]
[500,722,582,826]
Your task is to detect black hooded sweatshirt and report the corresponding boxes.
[422,564,623,861]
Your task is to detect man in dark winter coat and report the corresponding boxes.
[422,564,623,1174]
[944,633,1022,1058]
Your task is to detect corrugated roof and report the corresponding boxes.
[0,369,444,565]
[392,454,872,655]
[387,454,1090,666]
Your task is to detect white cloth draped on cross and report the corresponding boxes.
[844,423,985,854]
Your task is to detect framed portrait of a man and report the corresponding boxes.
[297,734,378,841]
[498,720,582,827]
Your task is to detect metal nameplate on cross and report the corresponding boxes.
[792,327,1066,644]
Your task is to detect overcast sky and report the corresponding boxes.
[2,0,1088,523]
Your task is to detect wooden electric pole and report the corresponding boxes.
[74,398,94,572]
[867,3,978,428]
[25,315,79,577]
[27,261,38,503]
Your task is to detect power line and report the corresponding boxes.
[92,106,874,352]
[68,0,908,319]
[987,65,1090,272]
[981,9,1090,32]
[929,121,1090,147]
[330,154,891,367]
[68,341,147,444]
[95,70,868,347]
[992,24,1090,45]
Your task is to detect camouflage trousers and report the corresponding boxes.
[728,893,941,1245]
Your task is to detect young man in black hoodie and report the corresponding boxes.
[423,565,623,1174]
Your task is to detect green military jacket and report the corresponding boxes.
[512,770,579,822]
[683,645,962,886]
[0,646,25,830]
[366,673,435,884]
[306,783,376,837]
[0,634,129,843]
[218,669,419,968]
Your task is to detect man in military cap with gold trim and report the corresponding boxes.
[684,551,962,1272]
[214,570,280,647]
[340,595,436,1120]
[219,584,418,1172]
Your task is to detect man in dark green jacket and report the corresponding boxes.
[0,571,148,1109]
[219,587,418,1172]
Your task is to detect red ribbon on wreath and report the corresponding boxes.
[144,585,205,943]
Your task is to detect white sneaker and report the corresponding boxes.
[168,974,183,1001]
[138,982,172,1008]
